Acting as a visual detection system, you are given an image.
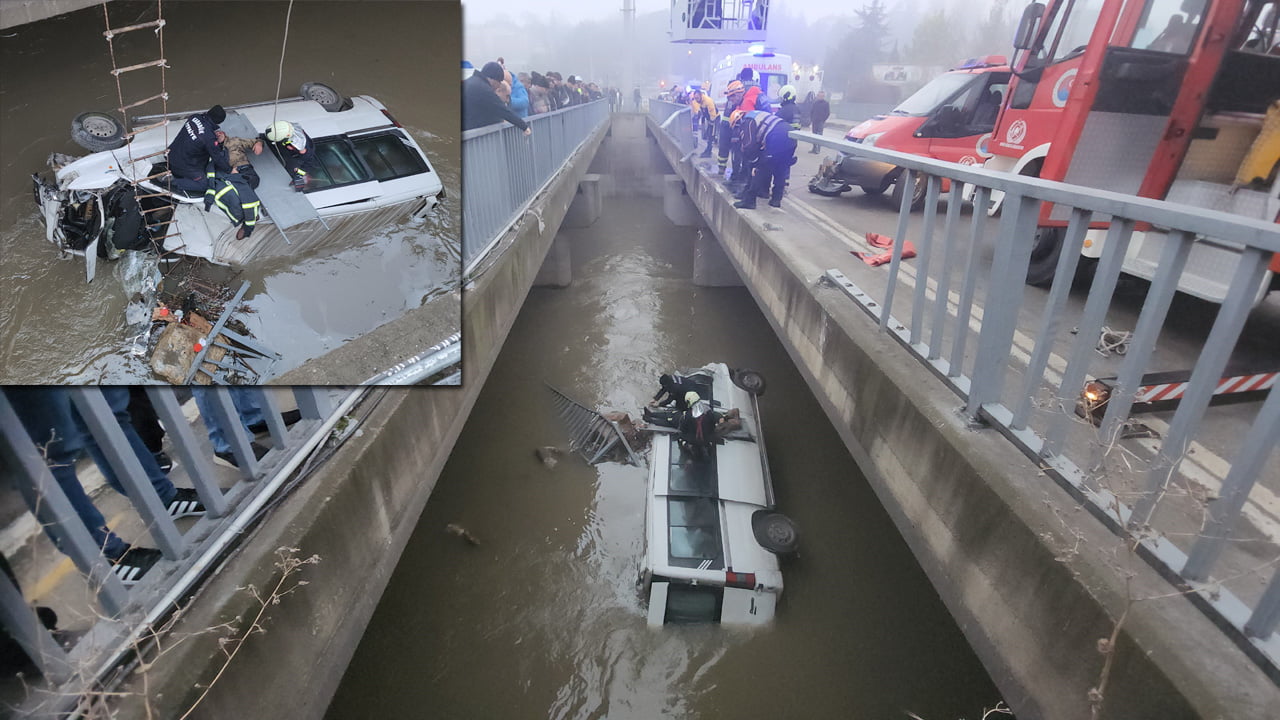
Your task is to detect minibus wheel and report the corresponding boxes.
[731,368,767,395]
[72,111,126,152]
[300,82,349,112]
[752,510,800,555]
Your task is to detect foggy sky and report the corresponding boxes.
[462,0,1008,25]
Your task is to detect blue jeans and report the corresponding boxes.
[76,387,178,506]
[6,389,131,560]
[193,388,264,455]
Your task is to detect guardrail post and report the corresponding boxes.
[1043,218,1135,459]
[880,168,916,330]
[0,393,132,616]
[144,386,228,518]
[909,174,943,349]
[1183,383,1279,581]
[964,192,1040,418]
[1129,248,1270,528]
[70,388,186,559]
[1011,207,1092,431]
[927,183,966,361]
[947,186,990,381]
[1247,567,1280,639]
[0,566,73,683]
[294,387,333,420]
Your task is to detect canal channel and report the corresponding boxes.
[326,193,1003,718]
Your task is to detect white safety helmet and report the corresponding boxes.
[265,120,294,143]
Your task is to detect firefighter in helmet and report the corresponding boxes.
[264,120,317,191]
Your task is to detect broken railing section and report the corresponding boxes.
[170,280,281,385]
[778,126,1279,673]
[0,385,361,711]
[546,384,642,466]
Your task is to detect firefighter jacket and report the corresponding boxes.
[168,112,231,180]
[777,101,800,130]
[689,92,719,122]
[211,174,261,237]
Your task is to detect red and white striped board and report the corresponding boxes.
[1131,372,1276,406]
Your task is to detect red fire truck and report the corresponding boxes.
[986,0,1280,303]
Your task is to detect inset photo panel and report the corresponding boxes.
[0,0,461,385]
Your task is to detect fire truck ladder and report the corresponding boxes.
[546,384,642,466]
[99,2,185,266]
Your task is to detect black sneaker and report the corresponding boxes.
[768,198,782,208]
[154,451,173,474]
[166,487,206,519]
[247,409,302,435]
[110,547,164,587]
[214,442,269,469]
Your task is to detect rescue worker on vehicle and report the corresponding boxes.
[167,104,231,199]
[733,109,798,210]
[687,82,719,158]
[264,120,318,191]
[209,172,260,241]
[776,85,801,131]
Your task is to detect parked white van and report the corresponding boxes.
[32,84,444,281]
[640,363,799,626]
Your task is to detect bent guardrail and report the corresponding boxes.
[786,129,1280,674]
[462,100,610,275]
[0,386,364,714]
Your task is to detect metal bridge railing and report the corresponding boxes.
[648,100,695,155]
[461,100,610,275]
[781,129,1280,672]
[0,385,365,712]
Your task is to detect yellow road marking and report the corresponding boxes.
[26,511,128,602]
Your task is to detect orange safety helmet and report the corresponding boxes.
[729,109,747,126]
[724,80,745,96]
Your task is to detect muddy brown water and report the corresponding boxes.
[0,1,460,383]
[326,196,1002,718]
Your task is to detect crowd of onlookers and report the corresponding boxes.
[462,57,624,133]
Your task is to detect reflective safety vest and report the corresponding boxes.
[212,174,261,237]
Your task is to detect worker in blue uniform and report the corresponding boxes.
[734,109,798,210]
[167,105,230,199]
[209,173,261,240]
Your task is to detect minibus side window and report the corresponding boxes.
[310,139,372,190]
[353,132,430,181]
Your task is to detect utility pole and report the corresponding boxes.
[622,0,635,108]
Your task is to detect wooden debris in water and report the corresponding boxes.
[445,523,480,546]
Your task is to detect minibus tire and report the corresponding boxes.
[300,82,347,112]
[752,511,800,555]
[72,111,126,152]
[732,368,767,395]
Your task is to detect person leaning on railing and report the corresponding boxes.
[462,61,531,136]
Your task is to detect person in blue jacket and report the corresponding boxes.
[506,68,530,119]
[167,105,230,198]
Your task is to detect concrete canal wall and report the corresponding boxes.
[0,0,102,29]
[646,120,1278,719]
[116,121,610,719]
